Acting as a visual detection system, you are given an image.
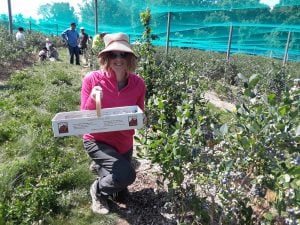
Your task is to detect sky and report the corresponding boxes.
[260,0,280,8]
[0,0,280,19]
[0,0,82,18]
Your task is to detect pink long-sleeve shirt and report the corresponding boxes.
[81,70,146,154]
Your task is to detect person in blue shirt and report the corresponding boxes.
[61,22,80,65]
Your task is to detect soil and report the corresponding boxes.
[0,56,36,86]
[204,91,236,111]
[111,158,177,225]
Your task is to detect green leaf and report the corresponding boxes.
[240,136,250,148]
[174,166,180,171]
[220,159,233,171]
[282,174,291,183]
[244,88,251,97]
[288,166,300,176]
[249,92,256,98]
[278,105,288,116]
[158,100,164,109]
[296,125,300,136]
[267,93,277,106]
[263,212,274,221]
[248,74,260,88]
[238,73,247,81]
[220,124,228,136]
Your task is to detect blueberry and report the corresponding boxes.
[191,148,197,157]
[292,156,300,165]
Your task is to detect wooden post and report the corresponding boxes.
[282,31,291,66]
[94,0,98,35]
[56,24,59,36]
[226,25,233,61]
[165,12,171,56]
[7,0,13,35]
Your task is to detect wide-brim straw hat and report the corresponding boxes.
[98,32,137,58]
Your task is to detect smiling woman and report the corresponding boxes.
[80,32,146,215]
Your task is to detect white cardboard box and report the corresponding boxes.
[51,105,144,137]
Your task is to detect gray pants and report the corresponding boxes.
[83,140,136,195]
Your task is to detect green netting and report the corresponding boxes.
[1,0,300,61]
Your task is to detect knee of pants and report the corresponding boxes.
[112,161,136,186]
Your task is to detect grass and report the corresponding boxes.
[207,102,234,124]
[48,206,117,225]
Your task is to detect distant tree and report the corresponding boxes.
[14,14,26,23]
[38,2,78,25]
[0,14,9,28]
[272,4,300,24]
[278,0,299,6]
[271,4,300,53]
[79,0,94,28]
[79,0,130,32]
[37,3,52,20]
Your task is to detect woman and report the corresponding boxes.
[38,47,48,61]
[48,44,59,61]
[80,32,146,214]
[15,27,25,49]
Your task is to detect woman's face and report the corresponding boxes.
[108,51,128,74]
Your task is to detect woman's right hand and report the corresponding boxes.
[90,86,102,101]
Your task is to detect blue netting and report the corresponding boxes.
[1,0,300,61]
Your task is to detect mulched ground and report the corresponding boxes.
[109,158,177,225]
[0,56,36,84]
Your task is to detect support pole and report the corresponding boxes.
[282,31,291,66]
[94,0,98,35]
[226,25,233,61]
[7,0,13,35]
[56,24,59,36]
[165,12,171,56]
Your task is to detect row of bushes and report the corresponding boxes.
[136,9,300,225]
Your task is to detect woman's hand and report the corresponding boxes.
[90,86,103,101]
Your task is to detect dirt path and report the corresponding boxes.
[204,90,236,111]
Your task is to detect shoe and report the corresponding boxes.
[89,161,100,174]
[90,180,109,214]
[112,188,130,204]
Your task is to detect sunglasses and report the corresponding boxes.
[108,52,128,59]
